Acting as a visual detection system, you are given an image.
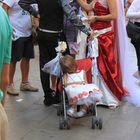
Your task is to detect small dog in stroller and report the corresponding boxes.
[42,42,103,130]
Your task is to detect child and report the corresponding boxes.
[60,55,103,117]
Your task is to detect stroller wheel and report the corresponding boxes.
[65,120,70,130]
[59,118,64,130]
[59,118,70,130]
[95,118,103,129]
[91,117,96,129]
[98,118,103,129]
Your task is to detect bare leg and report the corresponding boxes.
[51,75,57,91]
[20,58,38,92]
[9,62,16,84]
[76,104,88,117]
[20,58,30,83]
[70,104,77,110]
[81,105,88,111]
[0,64,10,106]
[7,61,19,95]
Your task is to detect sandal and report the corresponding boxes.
[50,89,56,97]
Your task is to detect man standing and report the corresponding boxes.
[18,0,93,106]
[2,0,38,96]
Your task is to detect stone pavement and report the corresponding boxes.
[5,44,140,140]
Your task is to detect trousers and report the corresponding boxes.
[38,30,68,100]
[131,39,140,71]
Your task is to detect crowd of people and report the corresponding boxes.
[0,0,140,139]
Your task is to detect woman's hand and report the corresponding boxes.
[87,30,94,41]
[87,16,96,24]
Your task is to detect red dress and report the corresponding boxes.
[90,1,125,101]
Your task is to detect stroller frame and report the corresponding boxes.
[57,53,103,130]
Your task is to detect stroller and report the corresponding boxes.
[57,57,103,130]
[42,42,103,130]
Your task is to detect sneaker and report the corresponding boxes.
[67,108,77,117]
[7,84,19,96]
[76,109,87,118]
[20,82,39,92]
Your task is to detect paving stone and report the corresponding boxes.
[6,46,140,140]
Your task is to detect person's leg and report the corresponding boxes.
[135,42,140,74]
[20,36,38,92]
[38,31,59,106]
[0,64,10,106]
[7,40,23,96]
[67,104,77,117]
[51,75,57,92]
[8,62,19,96]
[20,58,30,83]
[76,105,87,117]
[0,103,8,140]
[9,62,16,84]
[131,40,140,78]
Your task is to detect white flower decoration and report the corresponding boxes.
[55,41,67,52]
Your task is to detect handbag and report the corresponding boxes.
[126,21,140,42]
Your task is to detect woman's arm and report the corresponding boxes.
[83,71,88,83]
[19,0,94,39]
[63,74,68,87]
[88,0,117,23]
[2,3,10,15]
[77,0,95,12]
[60,0,94,39]
[126,0,140,19]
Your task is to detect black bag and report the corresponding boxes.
[126,21,140,42]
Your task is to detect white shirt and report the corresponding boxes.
[126,0,140,23]
[3,0,32,40]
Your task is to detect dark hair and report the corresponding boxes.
[60,55,77,73]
